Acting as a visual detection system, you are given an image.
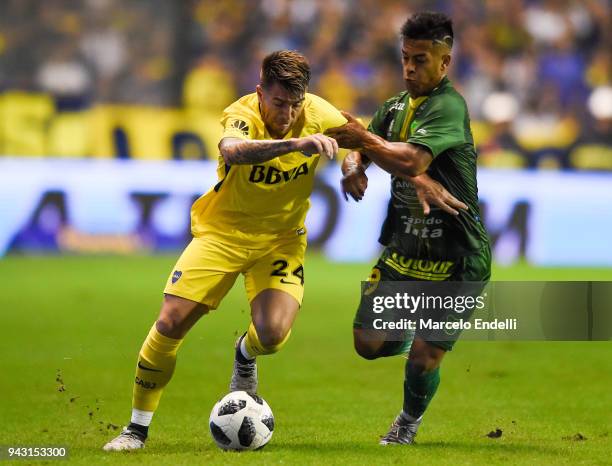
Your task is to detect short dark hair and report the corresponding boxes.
[401,12,454,49]
[261,50,311,96]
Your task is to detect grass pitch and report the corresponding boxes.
[0,254,610,465]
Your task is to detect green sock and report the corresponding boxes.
[402,362,440,418]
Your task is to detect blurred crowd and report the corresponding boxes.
[0,0,610,169]
[0,0,177,106]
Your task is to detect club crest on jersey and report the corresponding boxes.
[172,270,182,284]
[230,119,249,136]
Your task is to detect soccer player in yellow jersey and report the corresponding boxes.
[103,50,346,451]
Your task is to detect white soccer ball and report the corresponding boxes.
[209,391,274,450]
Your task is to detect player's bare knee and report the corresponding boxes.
[353,330,382,360]
[258,327,288,349]
[156,296,207,339]
[354,341,381,360]
[155,313,181,338]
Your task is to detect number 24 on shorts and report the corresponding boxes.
[270,260,304,285]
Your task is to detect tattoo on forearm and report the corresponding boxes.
[222,139,296,165]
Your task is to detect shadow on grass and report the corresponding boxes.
[267,439,562,456]
[141,438,562,457]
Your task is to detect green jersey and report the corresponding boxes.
[370,76,490,260]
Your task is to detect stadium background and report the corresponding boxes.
[0,0,611,264]
[1,1,611,465]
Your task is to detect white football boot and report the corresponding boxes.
[102,427,145,451]
[379,413,422,445]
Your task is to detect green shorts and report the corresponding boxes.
[354,246,491,352]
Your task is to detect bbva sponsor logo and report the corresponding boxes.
[248,162,309,185]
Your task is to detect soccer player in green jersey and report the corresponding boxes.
[327,12,491,445]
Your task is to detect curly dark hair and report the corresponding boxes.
[401,12,454,49]
[261,50,311,96]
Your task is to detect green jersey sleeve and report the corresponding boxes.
[408,94,467,158]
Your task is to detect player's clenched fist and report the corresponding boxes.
[295,133,339,160]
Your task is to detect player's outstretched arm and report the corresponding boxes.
[337,138,466,214]
[327,111,432,177]
[219,137,297,165]
[219,134,338,165]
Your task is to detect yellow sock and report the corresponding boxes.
[132,324,183,412]
[243,322,291,356]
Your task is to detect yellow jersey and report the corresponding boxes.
[191,92,346,245]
